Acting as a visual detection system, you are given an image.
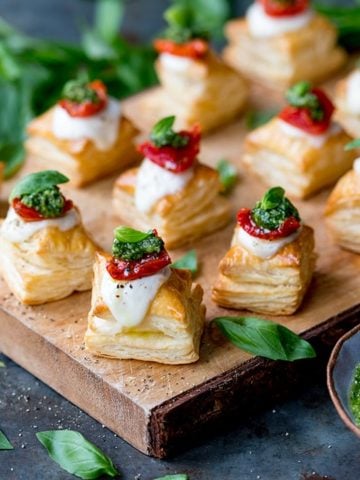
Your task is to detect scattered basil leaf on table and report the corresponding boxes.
[0,360,5,367]
[172,250,198,275]
[216,159,237,194]
[0,430,13,450]
[245,109,277,130]
[345,138,360,151]
[153,475,188,480]
[36,430,119,479]
[214,317,316,361]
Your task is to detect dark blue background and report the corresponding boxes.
[0,1,359,479]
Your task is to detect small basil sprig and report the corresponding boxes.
[62,78,99,104]
[251,186,300,231]
[36,430,119,479]
[9,170,69,201]
[172,250,198,275]
[345,138,360,151]
[285,81,324,121]
[245,109,277,130]
[216,159,237,194]
[150,116,188,148]
[153,475,188,480]
[215,317,316,362]
[0,430,13,450]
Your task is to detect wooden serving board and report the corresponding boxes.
[1,85,360,458]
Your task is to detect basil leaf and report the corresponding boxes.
[216,159,237,194]
[0,430,13,450]
[0,361,5,367]
[172,250,198,275]
[94,0,125,44]
[215,317,316,362]
[345,138,360,151]
[153,476,188,480]
[0,142,25,179]
[114,226,152,243]
[260,186,285,210]
[36,430,118,479]
[245,109,277,130]
[314,4,360,49]
[9,170,69,201]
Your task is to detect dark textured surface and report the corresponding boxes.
[0,0,359,478]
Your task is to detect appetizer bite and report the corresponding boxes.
[112,116,231,248]
[0,170,97,305]
[325,156,360,253]
[223,0,346,88]
[148,3,248,132]
[335,67,360,138]
[212,187,316,315]
[85,226,205,364]
[243,82,355,199]
[26,77,139,187]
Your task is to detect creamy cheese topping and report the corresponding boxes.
[159,53,195,73]
[52,97,121,150]
[353,157,360,175]
[278,119,341,148]
[246,2,314,38]
[135,158,194,213]
[94,266,171,334]
[1,207,79,243]
[233,226,300,259]
[346,70,360,115]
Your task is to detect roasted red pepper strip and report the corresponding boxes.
[138,125,201,173]
[12,198,73,222]
[106,249,171,281]
[237,208,300,240]
[279,88,334,135]
[58,80,108,118]
[154,38,209,59]
[260,0,309,17]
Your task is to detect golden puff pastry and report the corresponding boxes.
[325,166,360,253]
[335,69,360,139]
[113,163,231,249]
[243,117,354,199]
[85,252,205,364]
[0,170,97,304]
[0,210,97,305]
[212,225,315,315]
[26,78,139,187]
[223,14,346,89]
[212,186,316,315]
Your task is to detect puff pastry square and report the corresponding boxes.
[112,163,231,249]
[212,225,316,315]
[325,169,360,253]
[85,253,205,364]
[0,212,97,305]
[138,51,247,133]
[243,118,354,199]
[26,110,140,187]
[223,15,346,88]
[335,72,360,139]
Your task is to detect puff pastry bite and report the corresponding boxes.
[223,0,346,89]
[243,82,355,199]
[0,170,97,305]
[112,116,231,248]
[212,187,316,315]
[26,78,139,187]
[141,4,247,132]
[85,226,205,364]
[335,68,360,138]
[325,156,360,253]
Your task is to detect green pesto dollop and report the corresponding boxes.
[112,233,164,261]
[21,186,65,218]
[349,363,360,426]
[251,186,300,231]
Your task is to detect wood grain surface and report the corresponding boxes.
[1,79,360,457]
